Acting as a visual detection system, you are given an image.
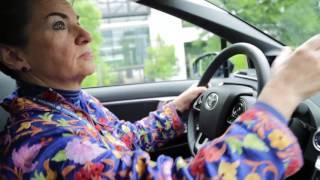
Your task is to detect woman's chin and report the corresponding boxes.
[86,63,97,73]
[80,64,96,78]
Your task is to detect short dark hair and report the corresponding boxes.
[0,1,33,80]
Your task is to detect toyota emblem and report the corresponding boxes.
[205,93,219,110]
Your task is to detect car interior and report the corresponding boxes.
[1,0,320,179]
[0,72,15,132]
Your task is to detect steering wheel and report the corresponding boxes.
[187,43,271,155]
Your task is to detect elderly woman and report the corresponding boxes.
[1,0,320,179]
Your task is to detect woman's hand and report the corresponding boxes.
[173,86,207,113]
[259,34,320,119]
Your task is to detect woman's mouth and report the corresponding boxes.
[79,51,93,61]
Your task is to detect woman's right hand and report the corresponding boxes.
[259,34,320,119]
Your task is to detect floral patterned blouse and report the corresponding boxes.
[0,86,303,179]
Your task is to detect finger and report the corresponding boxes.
[191,83,197,88]
[189,87,206,97]
[189,85,207,91]
[196,86,207,94]
[301,34,320,50]
[272,47,293,68]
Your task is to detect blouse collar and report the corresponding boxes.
[17,81,81,106]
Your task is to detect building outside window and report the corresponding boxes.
[81,0,221,87]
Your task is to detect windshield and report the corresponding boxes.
[207,0,320,46]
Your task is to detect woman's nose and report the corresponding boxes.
[75,26,92,45]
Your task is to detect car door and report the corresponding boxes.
[85,81,195,159]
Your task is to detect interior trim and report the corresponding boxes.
[102,96,177,106]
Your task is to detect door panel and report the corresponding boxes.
[84,80,197,159]
[85,80,196,120]
[103,97,175,122]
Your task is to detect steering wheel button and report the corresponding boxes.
[313,128,320,152]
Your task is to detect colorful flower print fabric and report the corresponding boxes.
[0,90,302,179]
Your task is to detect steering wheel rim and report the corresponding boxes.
[187,42,271,155]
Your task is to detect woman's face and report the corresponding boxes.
[21,0,95,89]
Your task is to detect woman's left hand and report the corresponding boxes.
[173,86,207,113]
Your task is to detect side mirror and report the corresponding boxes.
[191,52,234,79]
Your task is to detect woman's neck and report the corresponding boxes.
[18,81,81,106]
[20,73,82,91]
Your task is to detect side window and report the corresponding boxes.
[74,0,248,88]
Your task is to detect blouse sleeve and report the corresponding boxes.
[98,101,186,152]
[6,102,302,179]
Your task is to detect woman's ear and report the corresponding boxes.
[0,46,30,71]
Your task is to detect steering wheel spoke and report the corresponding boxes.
[195,132,209,152]
[193,94,205,112]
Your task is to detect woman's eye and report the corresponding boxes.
[52,21,66,30]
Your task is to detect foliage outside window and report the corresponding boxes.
[185,31,248,78]
[208,0,320,47]
[144,36,177,82]
[73,0,115,88]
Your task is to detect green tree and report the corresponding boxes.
[72,0,115,87]
[185,34,222,77]
[186,29,247,75]
[187,0,320,76]
[144,36,177,82]
[216,0,320,46]
[276,0,320,46]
